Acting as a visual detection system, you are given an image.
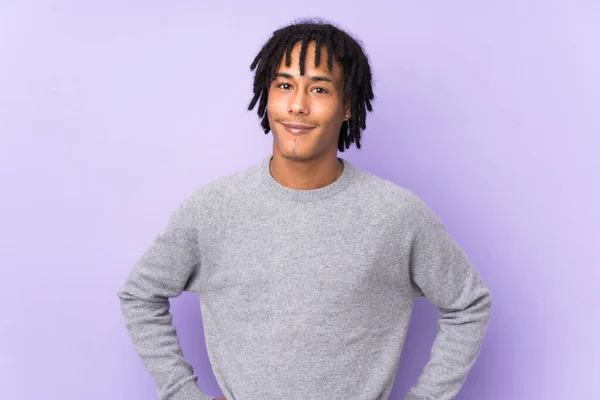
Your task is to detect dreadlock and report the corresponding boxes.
[248,18,375,152]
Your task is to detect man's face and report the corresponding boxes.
[267,41,350,162]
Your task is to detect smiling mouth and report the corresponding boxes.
[280,122,316,135]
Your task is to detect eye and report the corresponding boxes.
[277,83,292,90]
[312,87,329,94]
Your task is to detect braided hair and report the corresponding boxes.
[248,18,375,152]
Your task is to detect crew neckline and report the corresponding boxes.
[259,155,356,202]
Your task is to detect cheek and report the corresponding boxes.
[314,103,344,124]
[266,103,280,125]
[266,91,285,111]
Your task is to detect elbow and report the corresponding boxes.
[484,288,492,321]
[460,286,492,325]
[116,282,144,305]
[116,283,131,301]
[474,286,492,327]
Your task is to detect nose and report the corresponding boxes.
[288,90,309,116]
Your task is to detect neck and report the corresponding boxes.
[269,152,344,190]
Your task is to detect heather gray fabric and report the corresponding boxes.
[117,155,492,400]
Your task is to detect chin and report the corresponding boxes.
[273,140,313,163]
[280,150,315,162]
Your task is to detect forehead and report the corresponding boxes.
[275,40,343,79]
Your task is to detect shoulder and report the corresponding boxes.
[351,167,441,229]
[352,168,426,211]
[181,159,262,211]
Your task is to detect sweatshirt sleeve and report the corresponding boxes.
[117,191,214,400]
[404,197,492,400]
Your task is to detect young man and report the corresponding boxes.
[118,19,492,400]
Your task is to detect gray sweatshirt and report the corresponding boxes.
[117,155,492,400]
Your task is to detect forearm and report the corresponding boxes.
[118,285,211,400]
[405,194,493,399]
[117,190,213,400]
[405,288,492,400]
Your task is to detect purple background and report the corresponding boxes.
[1,1,598,399]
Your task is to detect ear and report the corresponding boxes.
[343,93,352,120]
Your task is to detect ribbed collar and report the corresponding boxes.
[258,155,356,202]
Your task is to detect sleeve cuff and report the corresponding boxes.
[404,387,432,400]
[171,380,215,400]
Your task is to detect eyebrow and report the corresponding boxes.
[274,72,335,85]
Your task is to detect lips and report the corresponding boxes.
[281,122,316,136]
